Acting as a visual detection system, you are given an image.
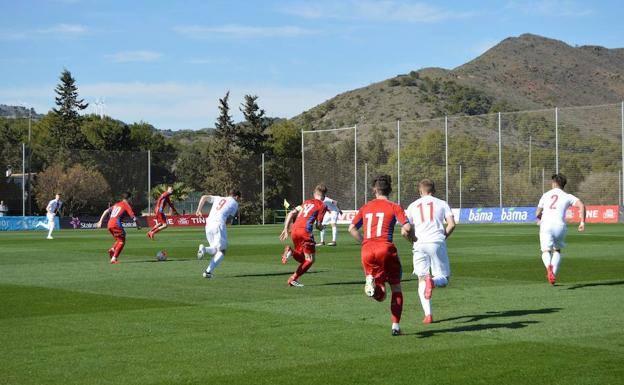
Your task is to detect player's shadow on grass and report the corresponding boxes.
[231,270,327,278]
[435,308,562,324]
[566,280,624,290]
[124,258,194,264]
[407,320,539,338]
[320,277,417,286]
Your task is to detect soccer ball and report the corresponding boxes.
[156,250,168,261]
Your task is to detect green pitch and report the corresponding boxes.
[1,224,623,385]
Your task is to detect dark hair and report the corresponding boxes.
[121,191,132,200]
[372,174,392,196]
[314,184,328,195]
[419,179,436,194]
[229,189,241,198]
[551,174,567,188]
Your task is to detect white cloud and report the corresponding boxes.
[0,23,88,40]
[0,81,347,130]
[105,50,163,63]
[282,0,475,23]
[173,24,317,39]
[506,0,593,17]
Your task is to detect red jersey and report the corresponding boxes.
[107,200,136,229]
[352,199,408,245]
[154,191,175,214]
[292,199,327,233]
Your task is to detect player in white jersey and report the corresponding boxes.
[43,193,63,239]
[195,189,241,279]
[317,196,342,246]
[405,179,456,324]
[536,174,585,285]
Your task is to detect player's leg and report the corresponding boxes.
[109,228,125,263]
[430,243,450,288]
[203,226,227,278]
[288,233,315,286]
[389,283,403,336]
[46,214,55,239]
[413,245,433,323]
[198,224,218,259]
[331,223,337,244]
[549,225,567,284]
[539,227,556,283]
[385,245,403,335]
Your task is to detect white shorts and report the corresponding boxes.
[47,213,55,222]
[205,222,228,251]
[412,242,450,278]
[322,211,339,226]
[539,223,567,251]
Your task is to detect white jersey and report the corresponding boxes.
[406,195,453,244]
[206,196,238,227]
[46,199,62,215]
[323,197,338,212]
[538,188,578,226]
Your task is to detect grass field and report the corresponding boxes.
[1,224,623,385]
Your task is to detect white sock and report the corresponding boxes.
[47,222,54,237]
[203,245,217,255]
[541,251,551,268]
[433,276,448,287]
[392,322,400,331]
[206,251,224,273]
[320,229,325,243]
[332,226,337,242]
[551,251,562,275]
[418,279,432,315]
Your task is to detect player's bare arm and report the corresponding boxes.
[575,199,586,232]
[347,223,363,244]
[401,223,414,242]
[536,207,543,221]
[195,195,213,216]
[96,208,111,228]
[445,215,456,239]
[279,209,298,241]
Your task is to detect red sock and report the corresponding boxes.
[390,292,403,323]
[293,259,314,280]
[152,227,162,235]
[112,240,125,258]
[292,250,305,263]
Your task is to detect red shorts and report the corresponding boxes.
[291,227,315,255]
[155,211,167,225]
[108,226,126,242]
[361,242,402,285]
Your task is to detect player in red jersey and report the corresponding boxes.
[279,184,328,287]
[147,185,178,240]
[96,192,140,264]
[349,175,412,336]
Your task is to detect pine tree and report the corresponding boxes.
[238,94,267,154]
[51,69,89,150]
[214,91,236,147]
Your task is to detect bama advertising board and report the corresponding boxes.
[0,216,59,231]
[459,206,620,224]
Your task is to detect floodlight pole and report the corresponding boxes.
[528,135,532,185]
[364,163,368,202]
[555,107,559,174]
[22,143,25,217]
[498,112,503,208]
[621,101,624,206]
[354,124,358,210]
[397,119,401,204]
[301,129,305,202]
[261,153,265,225]
[459,164,462,209]
[445,116,449,201]
[147,150,151,214]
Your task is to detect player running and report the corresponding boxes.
[42,193,63,239]
[279,184,328,287]
[536,174,586,285]
[317,195,343,246]
[96,192,140,264]
[405,179,456,325]
[196,189,241,279]
[147,185,179,240]
[348,175,411,336]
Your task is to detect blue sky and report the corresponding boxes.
[1,0,623,130]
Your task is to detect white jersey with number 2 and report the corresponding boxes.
[206,196,239,227]
[406,195,453,244]
[538,188,578,226]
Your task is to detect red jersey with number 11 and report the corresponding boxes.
[352,199,408,245]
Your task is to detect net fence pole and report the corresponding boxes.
[445,116,449,201]
[459,164,462,209]
[22,143,25,217]
[301,129,305,202]
[621,101,624,206]
[364,163,368,202]
[542,168,545,194]
[147,150,151,215]
[261,153,265,226]
[397,119,401,204]
[528,135,532,185]
[498,112,502,208]
[354,124,358,209]
[555,107,559,174]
